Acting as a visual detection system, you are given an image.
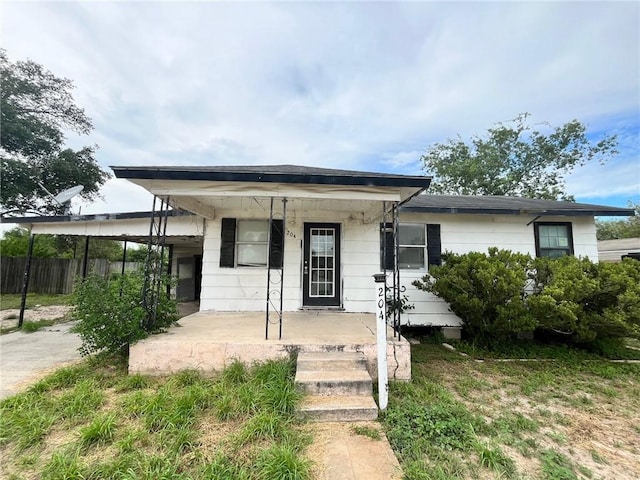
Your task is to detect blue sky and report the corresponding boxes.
[2,1,639,215]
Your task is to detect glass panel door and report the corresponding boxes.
[303,223,341,307]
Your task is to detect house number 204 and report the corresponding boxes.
[286,230,296,238]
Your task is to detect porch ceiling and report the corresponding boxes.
[166,195,398,223]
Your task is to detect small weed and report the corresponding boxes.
[540,449,577,480]
[476,443,516,477]
[116,427,145,454]
[577,464,594,478]
[492,412,539,437]
[20,319,57,333]
[115,373,150,391]
[256,443,312,480]
[30,363,93,393]
[78,413,117,448]
[202,454,251,479]
[547,431,568,445]
[351,424,381,440]
[222,359,249,384]
[237,410,289,445]
[590,449,608,465]
[0,391,56,449]
[41,451,83,480]
[56,379,105,421]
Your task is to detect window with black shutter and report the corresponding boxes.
[219,218,284,268]
[380,222,441,270]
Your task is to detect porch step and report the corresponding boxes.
[299,395,378,422]
[296,351,368,371]
[296,351,378,422]
[295,370,373,396]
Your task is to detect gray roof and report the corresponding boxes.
[1,210,192,225]
[402,194,635,217]
[111,164,432,188]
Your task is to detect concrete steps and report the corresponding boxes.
[296,351,378,422]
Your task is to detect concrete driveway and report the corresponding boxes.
[0,321,82,399]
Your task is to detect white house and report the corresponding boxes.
[11,165,636,334]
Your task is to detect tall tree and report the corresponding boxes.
[421,113,618,200]
[0,49,110,215]
[596,202,640,240]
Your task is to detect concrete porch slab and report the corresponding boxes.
[129,311,411,380]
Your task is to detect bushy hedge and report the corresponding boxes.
[71,271,178,356]
[413,248,640,346]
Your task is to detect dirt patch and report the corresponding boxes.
[429,358,640,480]
[1,305,72,329]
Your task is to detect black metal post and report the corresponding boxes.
[119,240,128,297]
[278,198,287,340]
[82,236,90,278]
[166,244,174,297]
[121,240,128,276]
[18,234,36,328]
[266,197,274,340]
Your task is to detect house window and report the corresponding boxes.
[220,218,284,269]
[380,223,441,270]
[398,224,426,269]
[534,222,574,258]
[236,220,269,267]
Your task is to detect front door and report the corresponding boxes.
[303,223,341,307]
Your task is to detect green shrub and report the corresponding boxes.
[71,271,177,356]
[414,249,639,347]
[413,248,535,344]
[530,256,640,343]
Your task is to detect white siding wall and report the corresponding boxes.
[398,213,598,327]
[199,205,598,327]
[200,200,382,312]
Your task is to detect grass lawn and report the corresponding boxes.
[0,356,312,480]
[383,342,640,479]
[0,294,73,310]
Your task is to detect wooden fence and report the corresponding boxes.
[1,257,111,295]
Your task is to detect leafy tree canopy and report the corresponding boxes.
[0,49,110,215]
[421,113,618,200]
[596,202,640,240]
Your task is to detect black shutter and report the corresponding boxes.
[219,218,236,268]
[269,219,284,269]
[427,224,441,269]
[380,222,394,270]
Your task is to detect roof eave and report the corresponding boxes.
[400,207,636,217]
[1,210,192,225]
[111,167,432,189]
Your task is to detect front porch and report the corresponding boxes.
[129,311,411,380]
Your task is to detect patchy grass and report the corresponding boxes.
[448,337,640,361]
[351,424,382,440]
[0,355,312,479]
[383,343,640,479]
[0,293,72,310]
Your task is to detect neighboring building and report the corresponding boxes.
[597,237,640,262]
[7,165,635,330]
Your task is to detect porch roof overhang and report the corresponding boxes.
[111,165,432,219]
[2,210,204,245]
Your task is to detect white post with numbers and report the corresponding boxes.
[373,273,388,410]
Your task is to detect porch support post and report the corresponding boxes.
[373,273,389,410]
[119,239,128,297]
[121,240,128,276]
[82,236,90,278]
[18,234,36,328]
[166,244,174,298]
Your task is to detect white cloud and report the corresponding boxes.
[2,1,638,213]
